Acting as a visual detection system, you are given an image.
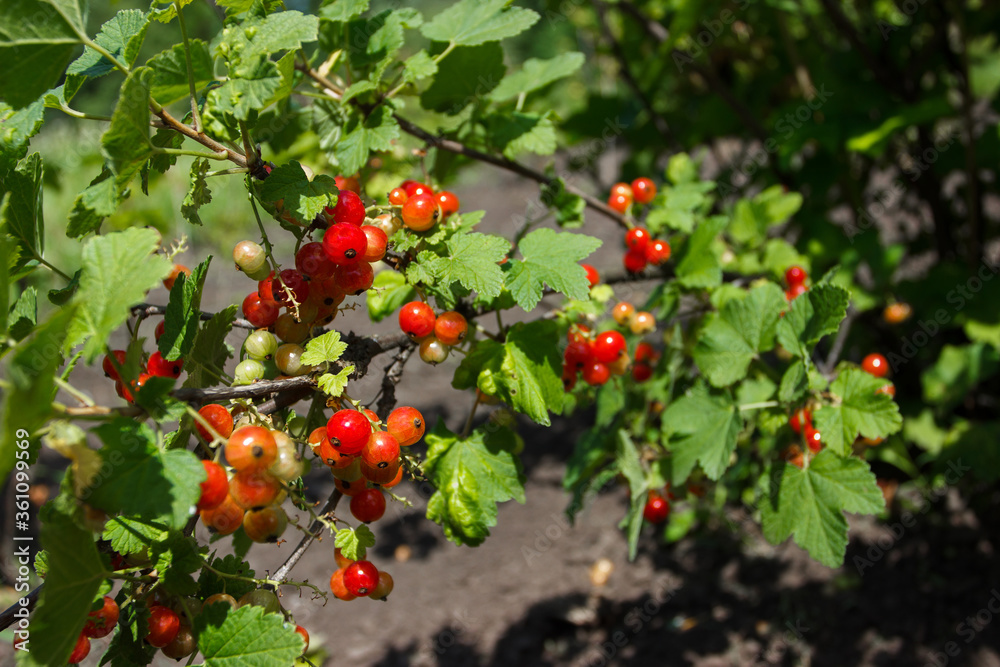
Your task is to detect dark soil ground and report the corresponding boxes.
[3,169,1000,666]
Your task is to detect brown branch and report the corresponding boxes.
[132,303,257,330]
[375,345,415,419]
[269,489,343,585]
[295,63,631,230]
[152,107,250,169]
[0,584,43,632]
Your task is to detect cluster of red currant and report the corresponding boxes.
[102,341,184,402]
[623,226,671,274]
[388,179,460,231]
[606,177,657,214]
[397,301,469,365]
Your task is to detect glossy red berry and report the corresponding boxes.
[789,408,812,434]
[242,292,280,328]
[804,426,823,453]
[330,190,366,226]
[147,350,183,379]
[342,560,379,597]
[401,193,439,231]
[631,177,657,204]
[360,225,388,263]
[362,431,400,469]
[68,633,91,664]
[327,410,374,455]
[335,174,361,194]
[434,311,468,346]
[83,595,119,638]
[295,242,336,279]
[582,361,611,386]
[295,625,310,653]
[335,262,375,295]
[785,265,807,287]
[145,606,181,648]
[196,404,234,442]
[582,263,599,289]
[645,239,671,265]
[330,567,357,601]
[399,301,435,339]
[567,323,591,344]
[102,350,127,381]
[263,269,310,305]
[323,223,368,266]
[229,469,281,509]
[634,342,659,364]
[623,247,647,273]
[350,488,386,523]
[388,187,409,206]
[592,331,626,364]
[862,353,889,378]
[243,506,289,542]
[610,182,633,200]
[624,227,650,252]
[225,425,278,472]
[370,571,395,600]
[163,264,191,291]
[564,339,593,369]
[608,192,631,214]
[200,494,244,535]
[785,283,808,302]
[643,491,670,523]
[401,180,433,198]
[437,191,460,217]
[386,406,425,446]
[631,362,653,382]
[197,460,229,511]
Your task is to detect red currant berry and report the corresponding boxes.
[634,342,659,363]
[582,263,600,289]
[147,350,183,378]
[877,383,896,397]
[862,353,889,378]
[623,247,647,273]
[295,625,310,653]
[883,302,912,324]
[154,320,165,342]
[350,488,386,523]
[401,193,440,231]
[370,571,395,600]
[362,431,400,470]
[145,605,181,648]
[419,336,449,364]
[562,364,578,391]
[197,460,229,511]
[330,567,357,601]
[608,192,631,214]
[399,301,435,339]
[68,633,91,664]
[804,426,823,453]
[242,292,280,328]
[233,240,269,280]
[225,425,278,472]
[229,469,282,510]
[437,191,460,217]
[592,331,626,364]
[624,227,650,252]
[335,174,361,194]
[335,261,375,295]
[564,339,594,369]
[401,180,433,198]
[386,406,425,446]
[196,403,234,442]
[644,239,671,265]
[360,225,388,263]
[610,182,633,200]
[388,187,409,206]
[789,408,812,434]
[631,177,657,204]
[83,595,119,638]
[567,323,591,344]
[785,265,807,287]
[200,494,244,535]
[343,560,379,597]
[643,491,670,523]
[323,223,368,266]
[327,410,374,455]
[631,362,653,382]
[102,349,127,381]
[330,190,366,226]
[296,242,336,279]
[243,505,289,542]
[163,264,191,291]
[361,457,401,485]
[582,361,611,386]
[785,283,808,302]
[434,311,468,346]
[161,626,197,660]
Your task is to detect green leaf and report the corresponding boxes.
[846,96,953,156]
[184,304,237,388]
[922,343,1000,410]
[453,321,563,426]
[198,554,256,600]
[615,431,646,561]
[65,227,172,361]
[148,39,215,105]
[102,66,154,192]
[662,384,741,484]
[421,0,538,46]
[197,604,304,666]
[420,43,505,115]
[345,8,422,71]
[427,232,509,299]
[21,507,108,667]
[490,52,584,102]
[319,0,370,23]
[506,228,602,311]
[2,152,44,277]
[154,533,203,595]
[86,418,205,529]
[488,111,556,159]
[778,359,808,403]
[367,270,416,322]
[47,269,81,306]
[776,284,850,358]
[760,451,884,567]
[675,216,726,288]
[333,524,375,560]
[208,52,295,121]
[729,186,803,245]
[539,178,585,228]
[258,160,337,225]
[317,365,353,397]
[0,99,45,170]
[181,158,213,225]
[693,283,787,387]
[300,329,347,366]
[102,516,169,555]
[0,0,88,108]
[103,596,155,665]
[0,306,74,489]
[401,49,437,83]
[159,257,211,362]
[65,9,149,100]
[334,105,400,176]
[812,368,902,455]
[66,168,120,238]
[8,285,37,341]
[217,11,318,65]
[424,421,525,546]
[666,153,698,184]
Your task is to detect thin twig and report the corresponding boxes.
[131,303,257,330]
[821,306,857,375]
[269,489,343,584]
[0,585,43,631]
